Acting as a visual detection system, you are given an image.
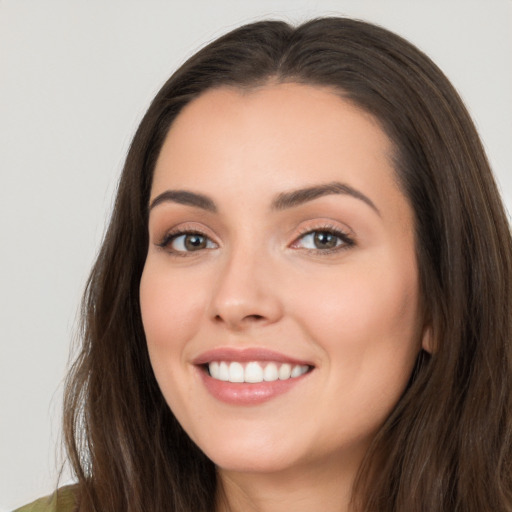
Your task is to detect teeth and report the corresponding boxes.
[208,361,309,383]
[291,364,306,378]
[229,362,244,382]
[263,363,279,381]
[219,361,229,381]
[209,361,220,379]
[278,363,291,380]
[245,362,263,383]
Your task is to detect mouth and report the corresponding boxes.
[205,361,311,383]
[193,348,314,405]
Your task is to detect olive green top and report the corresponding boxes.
[13,486,77,512]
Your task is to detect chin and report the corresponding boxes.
[193,429,305,475]
[211,450,299,475]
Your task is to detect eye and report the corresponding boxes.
[293,228,354,252]
[159,231,217,253]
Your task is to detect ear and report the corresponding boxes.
[421,323,434,354]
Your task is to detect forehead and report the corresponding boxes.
[161,83,391,157]
[151,83,405,219]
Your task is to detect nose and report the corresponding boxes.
[210,247,284,331]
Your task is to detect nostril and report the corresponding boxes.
[246,314,264,320]
[214,313,265,324]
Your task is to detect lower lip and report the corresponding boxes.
[197,367,310,405]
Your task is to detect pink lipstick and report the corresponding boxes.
[194,348,313,405]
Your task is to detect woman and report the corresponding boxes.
[18,17,512,512]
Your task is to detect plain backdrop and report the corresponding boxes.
[1,1,511,509]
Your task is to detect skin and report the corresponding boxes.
[140,83,431,512]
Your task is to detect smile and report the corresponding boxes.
[208,361,310,383]
[193,348,314,405]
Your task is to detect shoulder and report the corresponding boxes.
[13,485,78,512]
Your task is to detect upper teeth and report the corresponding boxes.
[208,361,309,383]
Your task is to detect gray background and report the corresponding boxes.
[1,1,510,509]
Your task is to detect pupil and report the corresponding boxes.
[314,231,337,249]
[185,234,206,250]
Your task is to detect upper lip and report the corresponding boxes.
[192,347,314,367]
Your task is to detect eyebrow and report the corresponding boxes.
[149,190,217,212]
[149,181,379,216]
[271,181,380,215]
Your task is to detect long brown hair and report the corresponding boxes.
[63,17,512,511]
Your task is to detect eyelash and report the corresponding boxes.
[157,229,217,256]
[156,224,355,256]
[292,224,355,254]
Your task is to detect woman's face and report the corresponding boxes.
[140,83,430,476]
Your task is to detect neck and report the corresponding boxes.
[215,454,359,512]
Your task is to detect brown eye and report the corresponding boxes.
[169,233,216,252]
[293,229,354,252]
[313,231,338,249]
[184,234,207,250]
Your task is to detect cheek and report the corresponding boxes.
[139,262,206,357]
[334,275,418,341]
[139,260,214,420]
[292,254,422,375]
